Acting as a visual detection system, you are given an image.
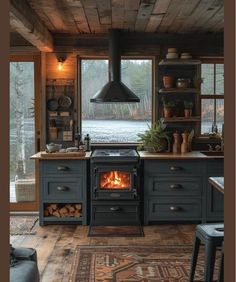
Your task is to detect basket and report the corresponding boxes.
[15,179,35,202]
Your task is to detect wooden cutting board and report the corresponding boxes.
[41,151,86,157]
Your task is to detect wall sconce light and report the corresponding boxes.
[58,57,65,71]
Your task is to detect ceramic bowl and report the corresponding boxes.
[46,143,62,153]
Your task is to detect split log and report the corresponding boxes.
[44,203,82,218]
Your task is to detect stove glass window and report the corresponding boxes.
[99,171,131,190]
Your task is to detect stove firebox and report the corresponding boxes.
[90,149,141,229]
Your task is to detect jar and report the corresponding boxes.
[163,76,174,88]
[176,78,191,88]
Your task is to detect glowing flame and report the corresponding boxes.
[100,171,131,189]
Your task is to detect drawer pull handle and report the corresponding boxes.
[169,206,181,212]
[170,184,182,189]
[57,166,69,171]
[170,166,182,171]
[110,207,120,212]
[57,186,69,191]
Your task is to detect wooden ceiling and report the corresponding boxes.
[10,0,224,52]
[27,0,223,34]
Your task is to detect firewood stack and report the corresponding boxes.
[44,203,82,218]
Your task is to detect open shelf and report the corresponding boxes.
[159,88,198,94]
[159,59,201,66]
[161,116,201,123]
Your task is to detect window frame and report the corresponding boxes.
[200,57,224,136]
[78,56,156,145]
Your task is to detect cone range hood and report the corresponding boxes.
[90,29,140,103]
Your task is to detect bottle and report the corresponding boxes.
[84,134,91,152]
[181,132,189,153]
[74,127,80,149]
[172,132,181,153]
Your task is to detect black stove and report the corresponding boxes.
[89,148,142,234]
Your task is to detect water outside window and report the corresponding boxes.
[10,62,36,203]
[81,59,152,143]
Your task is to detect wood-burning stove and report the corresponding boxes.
[89,149,142,234]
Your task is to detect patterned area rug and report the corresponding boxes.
[71,245,220,282]
[10,216,39,235]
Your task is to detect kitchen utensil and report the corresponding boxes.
[58,85,72,108]
[176,78,191,88]
[47,82,59,111]
[49,119,57,141]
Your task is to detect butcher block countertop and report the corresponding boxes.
[31,151,91,160]
[138,151,224,159]
[31,151,223,160]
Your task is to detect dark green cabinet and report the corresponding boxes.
[205,159,224,222]
[143,158,224,224]
[144,159,204,224]
[39,159,88,226]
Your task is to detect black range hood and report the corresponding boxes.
[90,29,140,103]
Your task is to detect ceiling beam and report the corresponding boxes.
[10,0,53,52]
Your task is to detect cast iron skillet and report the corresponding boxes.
[58,85,72,109]
[47,84,58,111]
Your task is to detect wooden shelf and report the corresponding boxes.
[161,116,201,123]
[159,59,201,66]
[159,88,198,93]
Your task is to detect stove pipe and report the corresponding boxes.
[90,29,140,103]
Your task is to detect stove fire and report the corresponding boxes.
[100,171,131,189]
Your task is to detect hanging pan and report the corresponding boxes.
[58,85,72,109]
[47,84,58,111]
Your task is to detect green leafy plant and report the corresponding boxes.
[137,120,169,153]
[162,96,176,108]
[184,100,193,109]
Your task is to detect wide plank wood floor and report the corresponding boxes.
[10,223,196,282]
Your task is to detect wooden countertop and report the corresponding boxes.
[208,177,224,194]
[138,151,224,159]
[31,151,224,160]
[31,151,91,160]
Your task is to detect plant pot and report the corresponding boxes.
[163,107,172,118]
[146,138,168,153]
[184,109,192,118]
[163,76,174,88]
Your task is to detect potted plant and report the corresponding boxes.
[184,101,193,118]
[137,120,170,153]
[162,97,176,118]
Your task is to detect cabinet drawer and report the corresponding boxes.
[92,203,140,225]
[148,198,201,220]
[42,160,84,175]
[42,178,83,200]
[147,176,202,196]
[145,160,204,175]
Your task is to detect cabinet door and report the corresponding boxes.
[206,160,224,221]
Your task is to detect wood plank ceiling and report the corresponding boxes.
[26,0,223,34]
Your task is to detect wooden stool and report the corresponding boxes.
[189,223,224,282]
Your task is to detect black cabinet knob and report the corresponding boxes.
[170,184,182,189]
[110,207,120,212]
[169,206,181,212]
[57,166,69,171]
[57,186,69,191]
[170,166,182,171]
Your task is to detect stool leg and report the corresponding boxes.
[218,250,224,282]
[204,241,216,282]
[189,237,201,282]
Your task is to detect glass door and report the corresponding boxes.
[10,55,40,211]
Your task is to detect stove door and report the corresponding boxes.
[92,165,138,200]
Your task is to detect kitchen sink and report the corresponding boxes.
[200,151,224,156]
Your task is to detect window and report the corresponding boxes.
[10,55,40,211]
[80,59,152,143]
[200,61,224,135]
